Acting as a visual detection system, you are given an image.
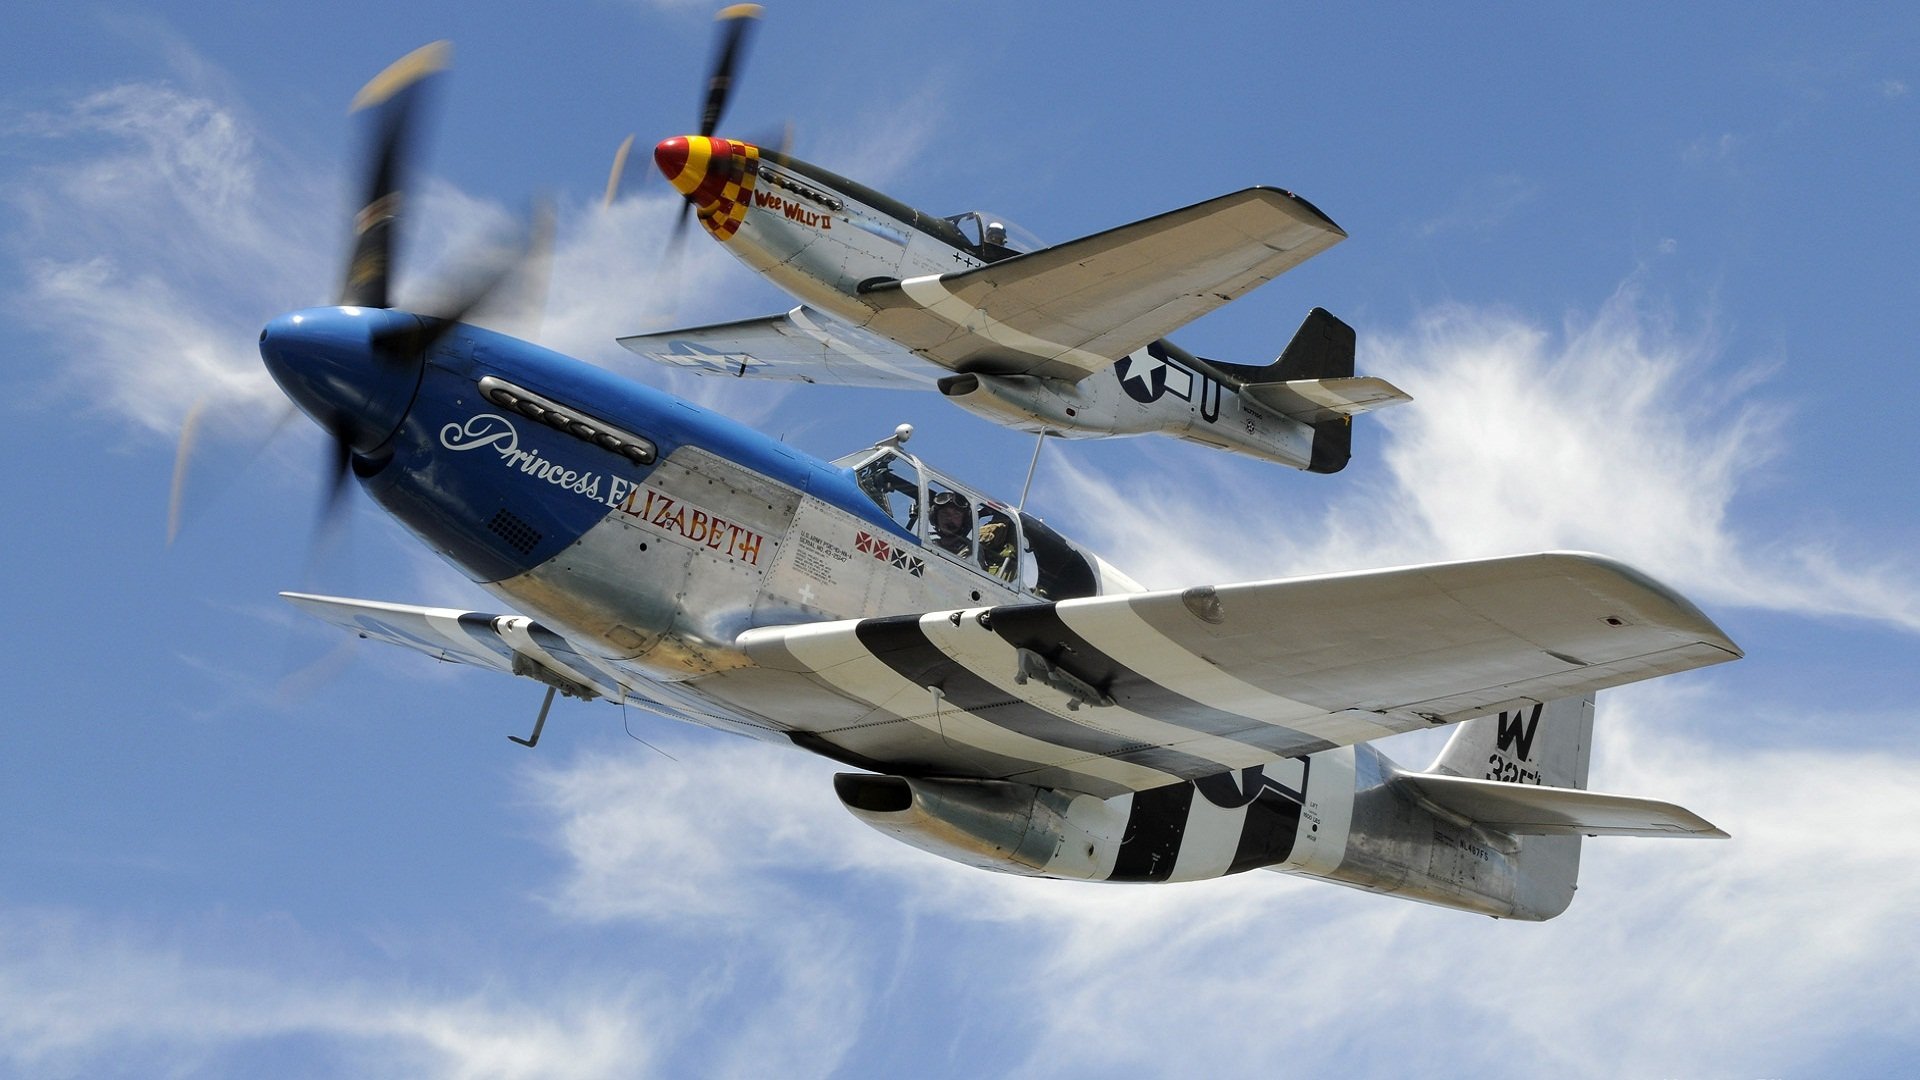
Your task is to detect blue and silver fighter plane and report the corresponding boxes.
[255,43,1741,920]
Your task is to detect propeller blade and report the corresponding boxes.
[698,4,762,138]
[320,434,354,534]
[167,399,303,545]
[340,40,451,309]
[604,134,636,208]
[301,432,358,603]
[755,118,795,167]
[373,197,554,356]
[671,199,695,248]
[166,397,209,546]
[656,198,696,290]
[518,197,556,341]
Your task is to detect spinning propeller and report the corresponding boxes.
[171,41,547,547]
[604,4,784,256]
[673,2,762,254]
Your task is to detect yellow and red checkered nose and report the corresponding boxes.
[653,135,760,240]
[653,135,701,194]
[654,136,737,204]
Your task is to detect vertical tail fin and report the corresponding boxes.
[1277,308,1357,474]
[1431,695,1594,789]
[1270,306,1357,382]
[1430,695,1595,919]
[1205,309,1363,474]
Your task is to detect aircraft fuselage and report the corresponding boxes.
[673,145,1330,468]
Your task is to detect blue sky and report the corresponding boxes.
[4,2,1918,1076]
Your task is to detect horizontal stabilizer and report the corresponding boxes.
[1399,772,1728,838]
[1241,376,1411,423]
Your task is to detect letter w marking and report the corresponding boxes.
[1495,703,1544,761]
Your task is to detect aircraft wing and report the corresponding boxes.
[616,305,943,389]
[737,552,1741,796]
[280,592,632,700]
[858,187,1347,382]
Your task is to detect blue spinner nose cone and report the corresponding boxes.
[259,306,428,452]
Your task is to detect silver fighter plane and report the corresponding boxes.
[615,7,1409,473]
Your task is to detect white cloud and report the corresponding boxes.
[33,681,1899,1080]
[1,69,777,442]
[1417,173,1535,238]
[517,680,1920,1078]
[0,909,658,1080]
[1683,131,1741,165]
[1053,284,1920,631]
[1,24,965,455]
[527,744,887,1077]
[5,81,321,437]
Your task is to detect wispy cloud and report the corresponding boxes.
[14,677,1915,1079]
[993,689,1920,1077]
[0,909,659,1080]
[518,682,1920,1078]
[529,746,885,1076]
[1416,173,1536,239]
[5,81,322,437]
[1053,283,1920,630]
[1682,130,1741,166]
[2,68,772,449]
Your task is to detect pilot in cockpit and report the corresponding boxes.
[972,506,1012,581]
[929,490,973,557]
[982,221,1016,262]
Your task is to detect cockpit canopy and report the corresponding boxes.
[836,445,1098,600]
[942,211,1045,264]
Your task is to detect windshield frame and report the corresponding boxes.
[941,211,1045,263]
[833,445,1097,599]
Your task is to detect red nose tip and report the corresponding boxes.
[654,136,690,182]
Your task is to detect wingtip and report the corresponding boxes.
[1534,551,1745,661]
[1247,185,1346,237]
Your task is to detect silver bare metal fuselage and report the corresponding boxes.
[715,159,1319,467]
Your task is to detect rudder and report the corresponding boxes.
[1431,695,1594,790]
[1210,308,1358,473]
[1431,695,1595,919]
